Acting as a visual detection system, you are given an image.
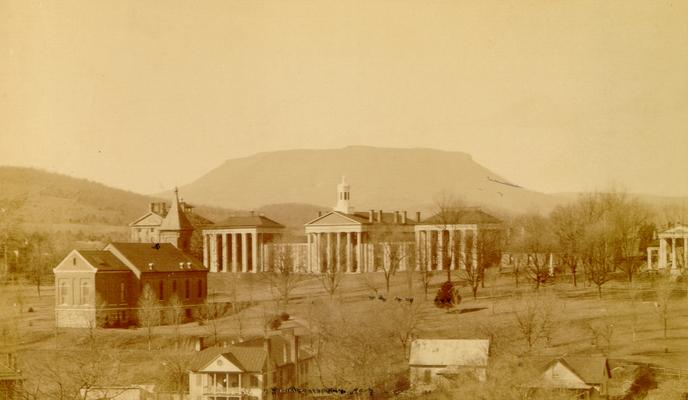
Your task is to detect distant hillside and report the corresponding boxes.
[160,146,560,214]
[0,167,234,233]
[257,203,331,232]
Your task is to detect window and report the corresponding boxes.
[80,280,91,305]
[172,280,177,293]
[197,280,202,297]
[120,282,126,303]
[59,280,70,305]
[72,257,76,266]
[423,369,432,384]
[158,281,164,300]
[185,279,190,299]
[250,375,259,387]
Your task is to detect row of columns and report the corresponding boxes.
[653,236,687,271]
[203,232,262,273]
[415,228,478,271]
[307,231,363,273]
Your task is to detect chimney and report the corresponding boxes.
[318,211,323,217]
[149,202,156,213]
[402,211,407,224]
[394,211,399,224]
[179,262,184,270]
[368,210,374,223]
[377,210,383,223]
[161,202,168,215]
[148,262,154,271]
[416,211,421,223]
[186,262,192,269]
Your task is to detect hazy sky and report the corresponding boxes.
[1,0,687,196]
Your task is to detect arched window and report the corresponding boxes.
[59,280,70,305]
[158,281,164,300]
[80,280,91,305]
[120,282,126,303]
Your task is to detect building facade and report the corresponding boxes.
[409,339,489,389]
[647,224,687,273]
[188,328,314,400]
[53,242,208,328]
[202,215,286,273]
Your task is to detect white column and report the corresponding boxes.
[221,233,228,273]
[231,233,238,273]
[449,229,456,270]
[647,247,652,270]
[659,238,667,269]
[672,237,677,270]
[241,233,248,273]
[203,234,209,268]
[426,231,433,271]
[437,230,444,271]
[252,232,258,273]
[336,232,341,272]
[684,237,687,270]
[209,234,217,272]
[460,230,467,270]
[414,231,421,271]
[346,232,352,273]
[307,233,312,273]
[356,232,362,273]
[472,229,478,270]
[326,233,332,272]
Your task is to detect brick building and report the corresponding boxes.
[53,242,208,328]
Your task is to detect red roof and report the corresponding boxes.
[107,243,206,273]
[79,250,130,272]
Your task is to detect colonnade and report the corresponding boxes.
[203,231,275,273]
[414,228,478,271]
[649,236,687,271]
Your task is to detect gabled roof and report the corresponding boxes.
[421,208,501,225]
[79,250,129,272]
[191,346,270,373]
[159,194,194,231]
[658,224,688,237]
[130,211,165,227]
[214,215,285,229]
[305,210,418,226]
[558,356,609,385]
[409,339,489,367]
[106,243,205,273]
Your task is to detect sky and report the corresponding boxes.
[1,0,687,196]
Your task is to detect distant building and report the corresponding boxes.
[202,215,286,273]
[80,384,156,400]
[0,353,23,400]
[130,188,213,252]
[188,328,315,400]
[647,223,687,273]
[525,356,610,399]
[409,339,490,389]
[53,242,208,328]
[415,209,502,272]
[304,177,417,273]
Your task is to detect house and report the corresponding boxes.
[53,242,208,328]
[526,356,611,399]
[188,328,315,400]
[409,339,490,389]
[0,353,23,400]
[130,188,214,253]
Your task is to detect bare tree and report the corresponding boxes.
[417,250,434,301]
[586,318,616,355]
[137,284,161,351]
[0,196,25,276]
[459,229,502,299]
[550,204,585,287]
[158,349,196,398]
[429,193,467,282]
[654,276,676,339]
[199,289,231,346]
[389,300,424,359]
[510,214,557,290]
[263,239,303,310]
[319,243,345,299]
[369,228,413,294]
[513,294,557,353]
[581,221,615,298]
[167,293,185,347]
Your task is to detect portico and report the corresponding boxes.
[648,224,688,273]
[202,215,285,273]
[414,208,502,272]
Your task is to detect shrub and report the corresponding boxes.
[434,281,461,309]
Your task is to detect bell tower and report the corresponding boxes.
[334,176,353,214]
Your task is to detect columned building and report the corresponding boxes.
[647,224,688,273]
[202,215,285,273]
[304,177,416,273]
[414,209,502,272]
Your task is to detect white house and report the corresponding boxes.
[527,356,610,399]
[408,339,490,389]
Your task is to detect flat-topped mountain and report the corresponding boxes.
[161,146,559,214]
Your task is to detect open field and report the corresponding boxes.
[3,269,688,395]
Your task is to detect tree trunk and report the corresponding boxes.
[597,285,602,299]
